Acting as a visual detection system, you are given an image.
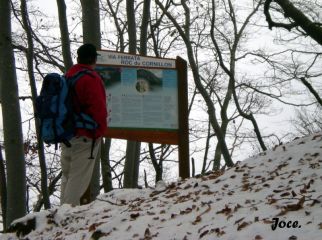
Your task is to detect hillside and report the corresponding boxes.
[1,133,322,240]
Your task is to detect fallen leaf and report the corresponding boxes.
[263,219,273,224]
[216,205,232,216]
[267,198,277,205]
[130,213,140,219]
[192,216,202,225]
[237,221,250,231]
[234,204,242,212]
[199,230,209,238]
[285,196,305,211]
[88,224,96,232]
[311,152,319,157]
[280,192,290,197]
[312,134,322,140]
[91,230,110,240]
[273,189,284,193]
[234,217,245,225]
[288,236,297,240]
[144,228,151,238]
[180,207,192,215]
[242,183,250,191]
[213,228,226,237]
[165,192,179,198]
[318,223,322,229]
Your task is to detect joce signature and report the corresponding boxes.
[271,217,301,231]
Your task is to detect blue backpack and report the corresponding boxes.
[36,70,98,151]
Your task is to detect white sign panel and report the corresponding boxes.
[96,53,179,130]
[97,50,176,69]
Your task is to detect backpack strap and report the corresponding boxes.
[65,69,94,88]
[89,138,96,160]
[65,69,95,111]
[66,69,98,159]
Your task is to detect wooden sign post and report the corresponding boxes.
[176,57,189,179]
[96,50,190,179]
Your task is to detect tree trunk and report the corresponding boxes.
[123,141,140,188]
[21,0,50,211]
[213,143,222,170]
[81,0,101,47]
[202,120,211,173]
[0,145,7,230]
[123,0,141,188]
[148,143,163,183]
[0,0,27,227]
[139,0,151,56]
[80,0,101,201]
[56,0,73,70]
[101,138,113,192]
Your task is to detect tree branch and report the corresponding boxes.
[264,0,322,45]
[300,77,322,106]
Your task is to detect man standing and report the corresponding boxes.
[60,43,107,206]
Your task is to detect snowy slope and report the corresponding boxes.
[1,133,322,240]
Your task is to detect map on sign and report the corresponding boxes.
[96,51,179,131]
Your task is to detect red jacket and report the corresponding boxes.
[66,64,107,139]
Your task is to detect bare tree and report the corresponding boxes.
[80,0,102,201]
[0,0,26,227]
[9,0,75,211]
[155,0,268,169]
[20,0,50,210]
[156,0,233,168]
[255,0,322,139]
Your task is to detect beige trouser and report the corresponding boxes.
[60,136,100,206]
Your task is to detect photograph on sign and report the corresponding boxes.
[96,65,179,131]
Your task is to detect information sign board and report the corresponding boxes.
[96,50,180,144]
[96,50,189,178]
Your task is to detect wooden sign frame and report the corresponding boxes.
[96,51,190,179]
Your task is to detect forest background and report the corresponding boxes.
[0,0,321,231]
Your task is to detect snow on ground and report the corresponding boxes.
[1,133,322,240]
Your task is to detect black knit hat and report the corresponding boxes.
[77,43,99,59]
